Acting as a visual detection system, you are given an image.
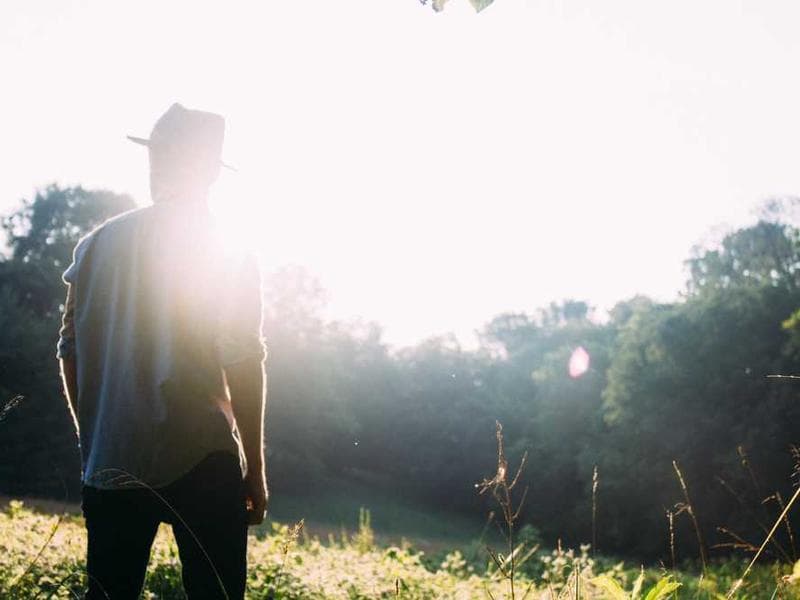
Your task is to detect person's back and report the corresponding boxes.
[63,202,257,487]
[57,103,268,599]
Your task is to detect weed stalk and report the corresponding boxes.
[672,460,708,572]
[476,421,530,600]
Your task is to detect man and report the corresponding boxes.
[56,103,268,599]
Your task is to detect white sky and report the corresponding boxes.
[2,0,800,349]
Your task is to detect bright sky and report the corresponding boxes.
[2,0,800,349]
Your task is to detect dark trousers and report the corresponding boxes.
[81,450,248,599]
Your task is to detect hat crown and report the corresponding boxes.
[148,103,225,158]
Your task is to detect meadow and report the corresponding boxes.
[1,491,799,599]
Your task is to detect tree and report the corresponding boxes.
[685,203,800,296]
[473,301,614,546]
[0,184,135,316]
[601,215,800,558]
[0,184,135,498]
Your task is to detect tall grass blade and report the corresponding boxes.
[726,483,800,599]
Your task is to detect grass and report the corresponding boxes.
[0,499,528,599]
[4,421,800,598]
[3,497,800,599]
[267,475,491,552]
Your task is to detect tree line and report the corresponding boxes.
[1,184,799,561]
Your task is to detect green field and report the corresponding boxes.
[2,495,799,599]
[266,475,492,553]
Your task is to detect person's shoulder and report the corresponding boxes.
[74,205,151,247]
[93,205,152,236]
[63,207,151,282]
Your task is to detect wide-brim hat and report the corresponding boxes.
[128,103,237,171]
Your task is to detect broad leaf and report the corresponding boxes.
[644,577,681,600]
[469,0,495,11]
[590,575,628,600]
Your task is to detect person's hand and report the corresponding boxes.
[244,469,268,526]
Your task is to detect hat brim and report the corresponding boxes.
[127,134,236,171]
[127,135,151,146]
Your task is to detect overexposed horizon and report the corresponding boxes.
[2,0,800,348]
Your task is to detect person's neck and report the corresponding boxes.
[152,186,209,208]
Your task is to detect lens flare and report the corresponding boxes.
[568,346,590,378]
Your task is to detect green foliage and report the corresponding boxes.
[1,183,135,316]
[1,503,527,598]
[686,218,800,295]
[3,185,800,563]
[599,280,800,555]
[642,577,681,600]
[354,507,375,553]
[591,572,643,600]
[5,501,797,599]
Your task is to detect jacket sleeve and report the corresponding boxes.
[56,284,76,360]
[56,235,91,360]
